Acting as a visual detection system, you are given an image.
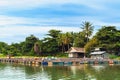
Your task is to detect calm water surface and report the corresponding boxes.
[0,63,120,80]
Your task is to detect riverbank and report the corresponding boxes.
[0,57,120,66]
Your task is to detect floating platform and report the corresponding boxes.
[0,58,120,66]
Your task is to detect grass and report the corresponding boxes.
[115,57,120,60]
[54,52,68,57]
[109,54,118,59]
[0,54,6,58]
[0,54,40,58]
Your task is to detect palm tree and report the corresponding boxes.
[81,21,94,57]
[57,33,65,53]
[64,32,73,50]
[81,21,94,43]
[57,32,73,53]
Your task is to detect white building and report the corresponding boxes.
[90,48,108,59]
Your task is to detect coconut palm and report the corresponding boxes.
[57,33,65,53]
[57,32,73,53]
[81,21,94,43]
[64,32,73,50]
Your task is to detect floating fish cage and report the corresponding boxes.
[64,62,73,65]
[53,62,64,65]
[113,60,119,64]
[41,62,48,65]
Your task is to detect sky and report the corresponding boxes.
[0,0,120,44]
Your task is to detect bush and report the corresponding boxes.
[56,52,68,57]
[109,54,117,59]
[116,57,120,60]
[0,54,6,57]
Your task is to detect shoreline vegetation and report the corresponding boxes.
[0,22,120,59]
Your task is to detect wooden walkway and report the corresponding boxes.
[0,57,120,66]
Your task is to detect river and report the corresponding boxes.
[0,63,120,80]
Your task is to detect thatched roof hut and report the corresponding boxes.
[68,47,85,58]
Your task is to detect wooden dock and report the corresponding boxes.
[0,57,120,66]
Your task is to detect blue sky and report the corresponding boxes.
[0,0,120,44]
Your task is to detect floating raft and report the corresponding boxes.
[0,58,120,66]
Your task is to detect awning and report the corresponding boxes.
[90,51,106,55]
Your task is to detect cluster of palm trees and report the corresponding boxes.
[54,21,94,53]
[57,32,73,53]
[40,21,94,54]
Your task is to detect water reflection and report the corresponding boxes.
[0,63,120,80]
[92,65,105,71]
[24,65,51,80]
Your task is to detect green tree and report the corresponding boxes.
[57,32,73,53]
[95,26,120,54]
[95,26,117,44]
[9,43,22,56]
[42,29,61,54]
[33,41,42,56]
[0,42,8,55]
[84,38,98,55]
[73,32,86,47]
[57,33,65,53]
[81,21,94,43]
[47,29,61,38]
[23,35,39,55]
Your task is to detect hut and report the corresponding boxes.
[90,48,108,59]
[68,47,85,58]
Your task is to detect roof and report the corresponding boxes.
[69,47,85,53]
[90,51,106,55]
[95,48,100,51]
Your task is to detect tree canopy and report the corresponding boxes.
[0,23,120,57]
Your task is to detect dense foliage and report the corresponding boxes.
[0,22,120,57]
[95,26,120,55]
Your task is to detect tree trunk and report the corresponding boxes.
[68,44,70,51]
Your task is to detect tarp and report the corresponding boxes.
[90,51,106,55]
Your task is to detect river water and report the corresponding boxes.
[0,63,120,80]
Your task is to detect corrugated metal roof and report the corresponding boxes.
[90,51,106,55]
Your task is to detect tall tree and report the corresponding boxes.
[73,32,86,47]
[57,32,73,53]
[81,21,94,43]
[23,35,39,54]
[95,26,120,54]
[47,29,61,38]
[84,37,98,54]
[57,33,66,53]
[42,29,61,54]
[34,41,41,56]
[95,26,117,44]
[63,32,73,51]
[0,42,8,55]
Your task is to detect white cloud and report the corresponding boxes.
[1,0,120,44]
[0,25,81,44]
[0,15,59,26]
[0,15,119,29]
[0,26,80,37]
[0,15,82,44]
[0,15,28,26]
[0,0,75,10]
[0,0,110,10]
[1,14,120,26]
[0,15,120,44]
